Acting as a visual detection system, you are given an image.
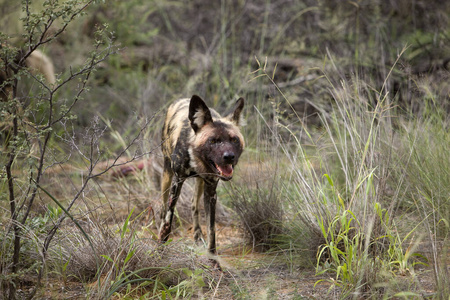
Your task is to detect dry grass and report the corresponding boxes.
[225,162,284,251]
[50,221,213,297]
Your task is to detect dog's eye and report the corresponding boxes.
[209,139,217,144]
[231,137,239,144]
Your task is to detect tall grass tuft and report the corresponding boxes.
[288,76,397,297]
[248,51,442,297]
[392,114,450,298]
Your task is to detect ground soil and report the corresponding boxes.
[35,220,438,299]
[24,159,440,299]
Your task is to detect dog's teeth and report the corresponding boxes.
[216,164,233,177]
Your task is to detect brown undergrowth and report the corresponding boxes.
[9,156,437,299]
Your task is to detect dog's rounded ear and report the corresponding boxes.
[189,95,213,132]
[228,97,245,126]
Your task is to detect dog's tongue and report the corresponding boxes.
[217,164,233,177]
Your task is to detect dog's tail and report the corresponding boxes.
[1,48,56,102]
[24,49,56,85]
[1,48,56,145]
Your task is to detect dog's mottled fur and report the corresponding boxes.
[158,95,244,267]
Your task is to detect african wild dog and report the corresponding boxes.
[158,95,245,268]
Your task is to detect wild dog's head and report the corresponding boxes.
[188,95,245,181]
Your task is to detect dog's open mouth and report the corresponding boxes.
[211,162,233,180]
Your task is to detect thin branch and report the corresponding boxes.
[48,44,117,128]
[20,0,95,65]
[41,112,156,253]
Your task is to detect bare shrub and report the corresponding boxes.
[226,163,283,251]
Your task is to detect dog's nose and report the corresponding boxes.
[223,152,235,163]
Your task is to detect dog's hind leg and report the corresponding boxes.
[159,159,185,243]
[192,177,205,244]
[159,157,173,221]
[159,176,184,242]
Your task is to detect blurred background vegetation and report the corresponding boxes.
[2,0,448,134]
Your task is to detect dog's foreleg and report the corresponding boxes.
[192,177,205,243]
[203,180,219,260]
[159,175,184,242]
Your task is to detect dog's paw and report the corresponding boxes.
[194,231,205,246]
[208,259,222,271]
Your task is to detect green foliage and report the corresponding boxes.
[314,200,428,297]
[156,268,206,300]
[230,282,251,300]
[91,0,160,47]
[315,206,366,295]
[27,205,63,235]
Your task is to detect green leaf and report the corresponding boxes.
[124,249,135,265]
[194,268,203,276]
[393,292,421,297]
[196,276,206,288]
[323,173,334,187]
[101,255,114,263]
[182,268,193,277]
[121,207,134,240]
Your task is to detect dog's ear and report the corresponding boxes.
[189,95,213,132]
[227,97,245,126]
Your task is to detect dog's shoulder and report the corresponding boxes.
[162,98,192,155]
